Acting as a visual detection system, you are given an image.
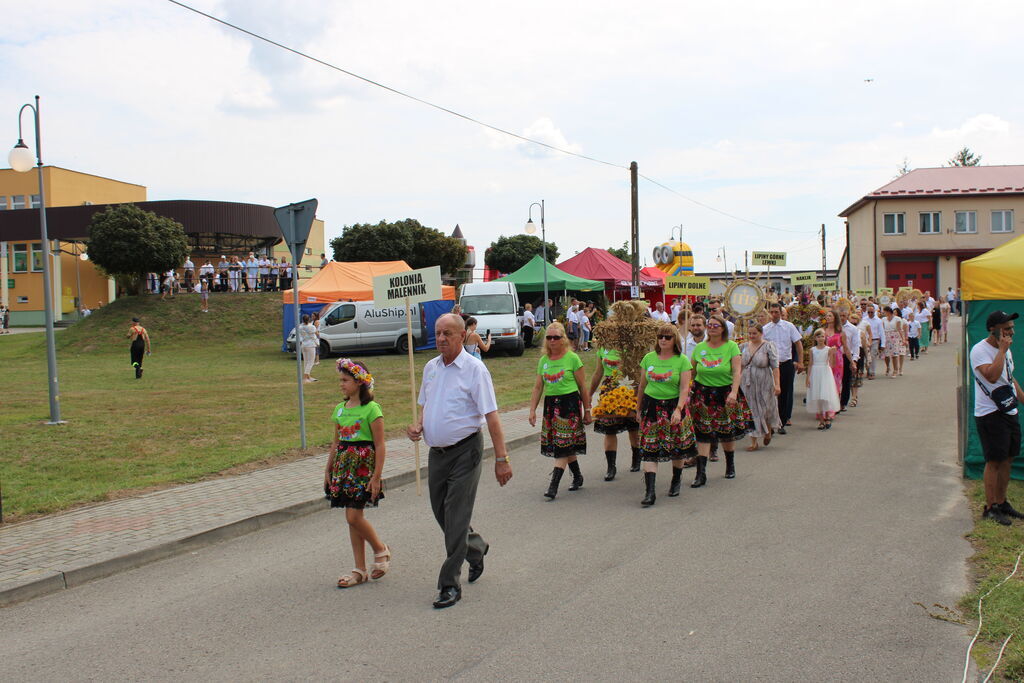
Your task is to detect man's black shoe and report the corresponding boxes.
[777,427,787,435]
[433,586,462,609]
[468,544,489,583]
[999,501,1024,520]
[983,505,1012,526]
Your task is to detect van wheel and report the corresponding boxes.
[396,335,410,354]
[508,339,525,357]
[320,340,331,358]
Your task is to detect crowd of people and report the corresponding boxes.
[146,252,332,299]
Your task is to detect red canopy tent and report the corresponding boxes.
[557,248,663,301]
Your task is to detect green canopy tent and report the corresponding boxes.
[495,254,603,294]
[959,234,1024,480]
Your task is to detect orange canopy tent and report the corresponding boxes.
[282,260,455,304]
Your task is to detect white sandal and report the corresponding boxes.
[370,545,392,580]
[337,568,369,588]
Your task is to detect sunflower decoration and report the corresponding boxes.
[591,300,660,384]
[592,373,638,417]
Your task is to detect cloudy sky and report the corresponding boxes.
[4,0,1024,273]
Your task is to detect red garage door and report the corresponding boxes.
[885,259,936,291]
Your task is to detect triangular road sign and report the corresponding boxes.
[274,199,318,266]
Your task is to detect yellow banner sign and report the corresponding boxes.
[751,251,787,267]
[790,272,815,284]
[854,288,874,297]
[878,287,893,296]
[813,280,838,291]
[665,275,710,295]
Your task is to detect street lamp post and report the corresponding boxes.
[524,200,548,324]
[9,95,63,424]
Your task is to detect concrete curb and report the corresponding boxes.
[0,431,538,608]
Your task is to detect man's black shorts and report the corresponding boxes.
[976,411,1022,463]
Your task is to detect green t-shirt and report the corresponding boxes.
[691,340,741,387]
[641,351,692,400]
[598,347,622,377]
[538,352,583,396]
[332,400,383,442]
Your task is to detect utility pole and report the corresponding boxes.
[630,162,640,293]
[821,223,827,278]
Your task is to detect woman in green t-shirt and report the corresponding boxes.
[688,314,753,486]
[635,324,697,507]
[325,358,391,589]
[529,321,593,500]
[588,346,640,482]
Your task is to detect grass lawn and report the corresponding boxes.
[961,480,1024,681]
[0,292,601,522]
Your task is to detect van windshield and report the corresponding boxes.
[461,294,514,316]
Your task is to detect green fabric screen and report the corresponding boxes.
[961,299,1024,480]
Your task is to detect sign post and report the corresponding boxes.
[274,199,318,450]
[373,266,443,495]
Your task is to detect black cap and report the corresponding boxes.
[986,310,1019,329]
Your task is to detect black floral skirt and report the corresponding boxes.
[541,392,587,458]
[593,375,639,435]
[326,440,383,509]
[688,382,753,443]
[638,395,696,462]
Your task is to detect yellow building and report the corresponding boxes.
[1,166,325,325]
[838,166,1024,296]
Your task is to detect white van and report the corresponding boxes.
[287,301,425,356]
[459,281,524,356]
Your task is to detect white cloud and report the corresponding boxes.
[932,114,1011,139]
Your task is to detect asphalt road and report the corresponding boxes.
[1,334,973,681]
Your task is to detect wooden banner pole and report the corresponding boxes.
[406,296,421,496]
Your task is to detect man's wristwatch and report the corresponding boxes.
[495,456,510,463]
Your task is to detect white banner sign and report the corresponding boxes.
[373,265,443,306]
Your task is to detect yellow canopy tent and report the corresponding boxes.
[282,261,455,304]
[961,233,1024,301]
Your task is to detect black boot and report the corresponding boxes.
[567,460,584,491]
[544,467,564,499]
[668,466,684,497]
[641,471,657,507]
[604,451,617,481]
[629,447,641,472]
[724,450,736,479]
[691,456,707,488]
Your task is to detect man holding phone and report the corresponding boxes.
[971,311,1024,525]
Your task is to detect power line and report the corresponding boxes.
[165,0,818,236]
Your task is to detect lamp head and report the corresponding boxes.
[524,218,536,235]
[8,140,34,173]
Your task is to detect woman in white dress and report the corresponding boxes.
[806,328,840,429]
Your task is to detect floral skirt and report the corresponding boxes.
[638,395,696,462]
[541,391,587,458]
[593,375,639,435]
[327,440,383,509]
[688,382,753,443]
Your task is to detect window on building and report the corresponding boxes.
[11,195,26,210]
[0,196,7,210]
[919,212,940,234]
[992,210,1014,233]
[29,194,41,209]
[12,244,28,272]
[31,243,44,272]
[883,213,905,235]
[955,211,977,233]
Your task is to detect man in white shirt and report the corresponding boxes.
[925,291,936,311]
[258,256,270,291]
[182,256,194,289]
[763,302,804,433]
[670,299,683,323]
[651,301,671,323]
[245,254,259,292]
[408,314,512,608]
[839,310,860,410]
[566,302,581,350]
[521,303,538,348]
[971,310,1023,525]
[864,307,885,379]
[682,314,706,358]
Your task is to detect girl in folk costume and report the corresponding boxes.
[806,329,841,429]
[325,359,391,588]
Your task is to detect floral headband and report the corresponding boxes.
[336,358,374,391]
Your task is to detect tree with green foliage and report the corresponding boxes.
[947,147,982,167]
[484,234,559,274]
[607,242,629,262]
[87,204,190,295]
[329,219,466,276]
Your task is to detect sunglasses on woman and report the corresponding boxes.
[546,335,563,340]
[657,334,675,340]
[707,323,722,329]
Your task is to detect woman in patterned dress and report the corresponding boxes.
[881,306,905,377]
[325,359,391,588]
[822,310,847,395]
[635,324,697,506]
[529,322,592,500]
[740,323,781,451]
[589,346,640,481]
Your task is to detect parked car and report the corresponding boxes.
[286,301,425,356]
[458,281,524,356]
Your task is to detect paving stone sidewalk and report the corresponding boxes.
[0,406,537,607]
